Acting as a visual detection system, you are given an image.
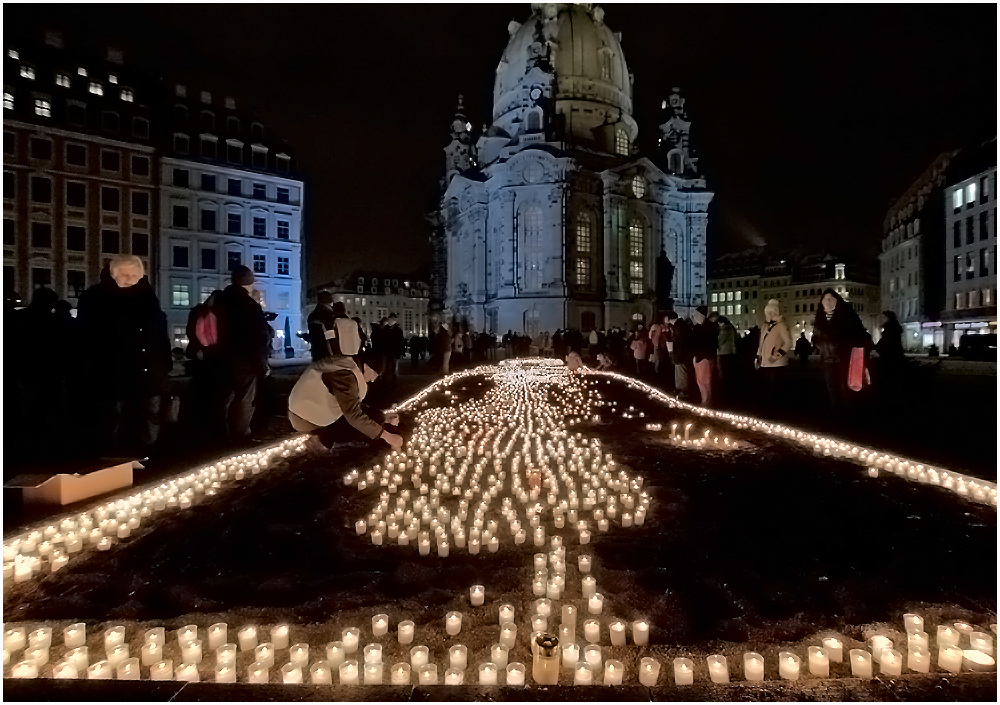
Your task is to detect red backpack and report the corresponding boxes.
[194,307,219,348]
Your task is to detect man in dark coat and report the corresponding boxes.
[812,288,873,408]
[666,310,693,400]
[691,305,719,407]
[216,265,270,441]
[77,255,171,455]
[382,313,405,391]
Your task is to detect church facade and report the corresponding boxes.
[430,3,713,336]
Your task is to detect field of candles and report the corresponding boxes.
[3,358,996,691]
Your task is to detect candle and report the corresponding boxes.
[673,657,694,685]
[638,657,660,686]
[532,578,546,596]
[578,555,591,573]
[362,644,382,666]
[608,620,626,646]
[478,661,498,685]
[574,663,593,685]
[343,627,360,653]
[743,652,764,682]
[970,632,993,656]
[64,623,86,649]
[505,661,525,686]
[363,661,382,684]
[238,626,258,651]
[390,662,411,685]
[582,576,596,598]
[877,648,901,676]
[808,646,829,677]
[449,644,468,670]
[707,654,729,683]
[903,613,924,634]
[603,659,623,686]
[588,593,604,615]
[562,642,580,667]
[310,661,333,685]
[291,643,310,667]
[326,641,345,667]
[28,627,52,650]
[870,636,892,663]
[938,645,963,674]
[419,535,431,555]
[367,614,388,638]
[215,662,237,683]
[850,649,873,678]
[339,659,360,684]
[104,626,126,653]
[150,659,173,680]
[470,585,485,606]
[398,620,415,644]
[178,624,198,647]
[248,662,269,683]
[356,520,366,535]
[10,660,39,679]
[270,624,289,650]
[255,643,275,668]
[822,637,843,662]
[141,641,162,666]
[953,621,974,636]
[583,644,602,669]
[778,651,800,680]
[632,619,649,646]
[117,657,141,680]
[444,667,464,685]
[418,663,438,685]
[963,649,996,672]
[907,646,930,673]
[66,646,88,671]
[410,645,430,669]
[216,643,237,667]
[104,644,128,669]
[208,623,227,650]
[446,611,463,636]
[583,619,600,643]
[491,643,509,669]
[532,613,548,633]
[175,662,200,681]
[501,603,517,622]
[937,625,960,649]
[580,530,591,544]
[86,660,112,680]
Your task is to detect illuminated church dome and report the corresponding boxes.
[492,3,636,150]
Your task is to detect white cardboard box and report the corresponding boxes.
[15,460,135,505]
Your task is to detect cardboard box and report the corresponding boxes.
[8,460,135,506]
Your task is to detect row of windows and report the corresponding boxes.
[15,62,135,101]
[711,291,744,303]
[4,134,152,175]
[886,270,920,294]
[170,206,291,239]
[951,211,993,248]
[16,266,105,298]
[170,279,292,311]
[169,244,290,276]
[952,176,992,211]
[4,219,149,256]
[954,288,994,310]
[710,279,758,289]
[7,173,149,214]
[171,168,291,202]
[952,246,995,282]
[171,133,289,172]
[4,93,149,137]
[171,103,264,140]
[884,242,920,272]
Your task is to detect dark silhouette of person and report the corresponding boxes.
[812,288,873,409]
[794,331,812,369]
[184,289,225,440]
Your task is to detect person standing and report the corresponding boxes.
[216,265,270,442]
[691,305,718,407]
[812,288,873,409]
[755,299,792,403]
[383,313,405,391]
[874,310,905,399]
[184,288,225,440]
[436,322,453,375]
[666,311,692,399]
[629,324,649,378]
[77,255,171,455]
[794,331,812,369]
[711,312,737,400]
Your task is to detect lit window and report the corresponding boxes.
[735,304,742,315]
[630,261,643,294]
[966,183,976,205]
[20,66,35,80]
[711,293,718,303]
[735,291,742,300]
[575,258,590,286]
[277,256,290,276]
[727,305,734,315]
[835,263,846,280]
[984,288,993,305]
[726,291,734,302]
[615,130,629,156]
[120,88,133,102]
[8,49,18,59]
[576,215,591,252]
[171,281,191,308]
[628,220,643,258]
[55,72,70,88]
[631,175,645,198]
[522,205,542,247]
[88,81,103,96]
[108,74,118,84]
[600,51,612,80]
[34,98,51,117]
[953,189,963,210]
[955,292,963,309]
[3,92,12,110]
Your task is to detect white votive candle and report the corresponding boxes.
[778,651,800,680]
[339,659,359,684]
[603,659,623,685]
[104,626,126,653]
[67,646,88,671]
[491,643,509,669]
[500,622,517,649]
[808,646,829,676]
[937,625,960,649]
[822,637,843,662]
[418,663,438,684]
[150,659,173,680]
[216,643,237,667]
[410,645,429,669]
[584,644,602,669]
[175,662,200,682]
[639,657,660,686]
[903,613,924,634]
[588,593,604,614]
[28,627,52,650]
[248,661,269,684]
[970,631,993,656]
[505,661,525,686]
[674,657,694,685]
[326,641,345,667]
[500,603,517,622]
[208,623,227,650]
[177,624,198,647]
[270,624,289,650]
[444,667,464,685]
[238,626,258,651]
[52,660,78,680]
[562,642,580,667]
[470,585,485,606]
[632,619,649,646]
[214,662,237,683]
[255,643,275,668]
[850,649,872,678]
[390,662,411,685]
[582,576,596,597]
[907,646,930,673]
[446,611,463,636]
[86,660,112,680]
[879,648,901,676]
[141,641,162,666]
[397,620,414,644]
[707,654,729,683]
[310,661,333,685]
[478,661,498,685]
[362,643,382,666]
[938,645,963,674]
[870,635,892,663]
[962,649,996,672]
[572,662,592,685]
[117,657,141,680]
[743,652,764,681]
[181,639,202,665]
[10,660,39,678]
[290,643,310,667]
[64,623,86,649]
[583,619,600,643]
[607,620,625,646]
[105,644,128,669]
[449,644,468,670]
[371,614,389,638]
[343,627,360,653]
[356,520,366,535]
[363,661,382,684]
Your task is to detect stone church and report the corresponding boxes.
[429,3,713,336]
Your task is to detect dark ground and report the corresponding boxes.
[3,365,996,700]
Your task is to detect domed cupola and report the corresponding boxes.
[492,4,637,154]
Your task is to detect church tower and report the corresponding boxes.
[432,3,713,336]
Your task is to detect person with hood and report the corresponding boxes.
[711,312,738,400]
[184,288,225,439]
[216,265,271,442]
[666,310,692,399]
[77,255,171,454]
[874,309,905,396]
[691,305,718,407]
[755,298,792,401]
[812,288,873,408]
[794,331,813,368]
[288,300,403,450]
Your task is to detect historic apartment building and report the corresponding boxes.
[709,248,881,341]
[432,4,713,337]
[4,38,156,306]
[314,270,431,338]
[941,138,997,348]
[157,83,304,351]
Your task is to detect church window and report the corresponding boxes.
[523,162,543,183]
[600,51,613,81]
[668,151,683,173]
[522,205,542,247]
[575,258,590,287]
[524,252,543,290]
[630,261,643,294]
[576,214,592,252]
[631,175,645,199]
[628,220,643,258]
[527,109,542,132]
[615,130,629,156]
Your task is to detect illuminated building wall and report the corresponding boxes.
[315,270,430,338]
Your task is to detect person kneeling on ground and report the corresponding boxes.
[288,302,403,450]
[595,352,616,370]
[565,349,587,372]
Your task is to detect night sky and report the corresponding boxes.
[7,4,996,288]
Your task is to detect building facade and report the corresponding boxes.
[4,39,156,306]
[941,138,997,348]
[157,83,303,351]
[709,248,881,341]
[879,151,955,352]
[431,4,712,337]
[315,270,430,338]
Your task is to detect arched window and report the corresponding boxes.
[576,212,592,252]
[631,175,645,198]
[600,50,613,81]
[629,219,644,295]
[667,150,683,173]
[575,258,590,286]
[522,205,542,247]
[527,109,542,131]
[615,130,629,156]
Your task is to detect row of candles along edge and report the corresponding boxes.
[5,610,995,683]
[2,438,311,586]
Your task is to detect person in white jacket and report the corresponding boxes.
[755,298,792,400]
